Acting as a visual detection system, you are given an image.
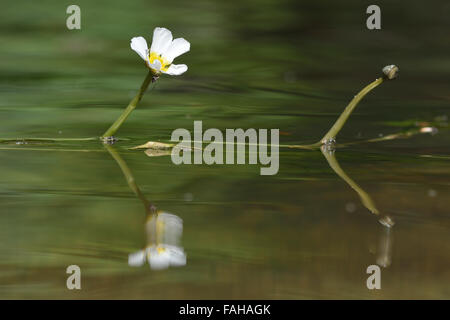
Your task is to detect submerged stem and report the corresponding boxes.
[101,70,156,140]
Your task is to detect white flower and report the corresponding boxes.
[130,27,190,76]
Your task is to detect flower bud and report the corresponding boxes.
[382,65,399,80]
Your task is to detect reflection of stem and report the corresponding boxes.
[320,145,394,227]
[320,146,379,215]
[377,225,393,268]
[104,144,154,215]
[101,70,155,139]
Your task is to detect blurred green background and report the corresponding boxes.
[0,0,449,299]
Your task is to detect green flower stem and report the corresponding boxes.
[0,137,98,143]
[339,128,422,147]
[138,126,421,152]
[133,125,427,152]
[101,70,155,139]
[104,144,153,215]
[315,77,384,145]
[0,146,105,152]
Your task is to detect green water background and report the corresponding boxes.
[0,0,449,298]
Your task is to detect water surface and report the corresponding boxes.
[0,0,449,299]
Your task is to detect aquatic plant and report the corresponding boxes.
[101,27,190,141]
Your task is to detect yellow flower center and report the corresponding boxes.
[156,246,166,254]
[148,52,170,72]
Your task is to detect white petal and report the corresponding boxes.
[128,250,146,267]
[167,245,187,267]
[163,38,190,63]
[150,27,173,55]
[130,37,148,61]
[156,212,184,243]
[163,64,188,76]
[158,212,183,224]
[147,247,170,270]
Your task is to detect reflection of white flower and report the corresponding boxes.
[150,212,183,245]
[130,27,190,76]
[128,249,146,267]
[147,244,187,270]
[128,245,186,270]
[128,211,186,270]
